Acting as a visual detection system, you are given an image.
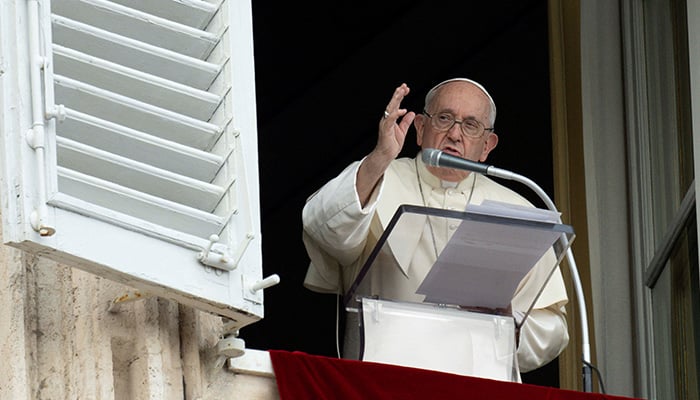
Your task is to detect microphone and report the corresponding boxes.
[421,147,594,392]
[422,148,517,180]
[421,148,492,175]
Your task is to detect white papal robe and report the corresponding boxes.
[302,153,569,376]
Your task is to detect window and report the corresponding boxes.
[0,0,274,330]
[624,0,700,397]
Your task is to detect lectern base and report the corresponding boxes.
[360,298,518,382]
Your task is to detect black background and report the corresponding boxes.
[244,0,558,386]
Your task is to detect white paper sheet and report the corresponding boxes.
[415,201,562,310]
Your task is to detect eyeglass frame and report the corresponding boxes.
[422,110,495,139]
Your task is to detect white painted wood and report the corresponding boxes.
[56,136,226,211]
[109,0,219,30]
[53,45,222,120]
[57,110,223,182]
[10,204,263,325]
[219,0,263,282]
[54,75,221,150]
[51,14,221,89]
[49,188,227,248]
[52,0,220,59]
[54,167,229,239]
[0,0,266,324]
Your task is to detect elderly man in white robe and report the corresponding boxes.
[301,78,569,381]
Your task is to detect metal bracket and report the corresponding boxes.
[198,233,253,272]
[46,104,67,122]
[249,274,280,294]
[29,208,55,236]
[243,274,280,303]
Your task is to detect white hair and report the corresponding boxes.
[424,78,497,127]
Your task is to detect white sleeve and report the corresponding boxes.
[516,305,569,372]
[510,246,569,371]
[302,158,383,266]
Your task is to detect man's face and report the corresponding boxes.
[415,82,499,181]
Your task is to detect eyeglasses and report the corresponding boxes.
[423,110,494,139]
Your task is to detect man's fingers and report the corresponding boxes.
[382,83,410,118]
[398,111,416,131]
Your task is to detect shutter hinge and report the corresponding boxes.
[46,104,67,122]
[198,233,253,272]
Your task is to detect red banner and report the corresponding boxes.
[270,350,641,400]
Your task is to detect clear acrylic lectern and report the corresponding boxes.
[343,203,574,382]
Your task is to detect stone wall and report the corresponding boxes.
[0,230,278,399]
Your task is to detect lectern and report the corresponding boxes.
[343,203,574,382]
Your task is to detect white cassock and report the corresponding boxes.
[302,153,569,379]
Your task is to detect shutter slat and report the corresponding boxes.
[52,0,219,59]
[3,0,266,323]
[53,45,221,120]
[55,168,227,238]
[51,14,220,89]
[54,75,221,150]
[109,0,219,30]
[57,137,227,212]
[58,109,222,182]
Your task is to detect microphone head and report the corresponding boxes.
[421,148,442,167]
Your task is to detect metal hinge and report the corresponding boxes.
[197,233,253,272]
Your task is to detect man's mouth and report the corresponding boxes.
[440,146,461,157]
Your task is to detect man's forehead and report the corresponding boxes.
[425,78,495,107]
[432,85,491,116]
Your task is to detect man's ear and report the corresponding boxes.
[479,133,499,162]
[414,114,426,146]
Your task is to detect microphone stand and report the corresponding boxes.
[484,165,593,393]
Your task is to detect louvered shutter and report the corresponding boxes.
[0,0,274,329]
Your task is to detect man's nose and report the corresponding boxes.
[446,122,463,140]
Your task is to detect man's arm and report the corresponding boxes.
[356,83,415,207]
[302,83,416,253]
[302,161,373,265]
[511,249,570,371]
[516,305,569,372]
[301,83,417,291]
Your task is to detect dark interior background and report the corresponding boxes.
[243,0,558,386]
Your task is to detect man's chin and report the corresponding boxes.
[426,165,470,182]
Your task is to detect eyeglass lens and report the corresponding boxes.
[431,112,483,137]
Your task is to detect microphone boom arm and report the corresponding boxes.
[488,165,593,393]
[422,149,593,392]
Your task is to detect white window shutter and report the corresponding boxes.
[0,0,274,330]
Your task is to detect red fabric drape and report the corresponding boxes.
[269,350,641,400]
